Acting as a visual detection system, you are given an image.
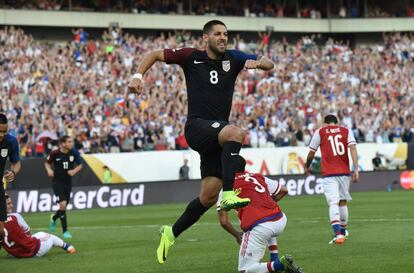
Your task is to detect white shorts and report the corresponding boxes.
[238,214,287,271]
[322,176,352,204]
[32,232,53,257]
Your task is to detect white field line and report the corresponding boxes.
[30,218,414,231]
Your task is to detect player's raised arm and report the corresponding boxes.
[128,49,166,95]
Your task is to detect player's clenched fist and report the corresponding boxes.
[128,73,143,95]
[243,59,260,70]
[3,170,15,182]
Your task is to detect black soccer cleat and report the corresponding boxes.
[280,254,304,273]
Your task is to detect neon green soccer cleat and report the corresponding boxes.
[220,190,250,211]
[49,214,57,232]
[156,225,175,264]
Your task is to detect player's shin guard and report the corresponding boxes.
[221,141,242,191]
[172,197,208,238]
[339,205,348,235]
[329,203,341,236]
[60,211,68,232]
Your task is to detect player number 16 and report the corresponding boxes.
[328,135,345,156]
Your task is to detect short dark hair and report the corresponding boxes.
[0,113,7,124]
[324,114,338,124]
[235,155,246,173]
[59,135,71,144]
[5,193,10,199]
[203,20,227,34]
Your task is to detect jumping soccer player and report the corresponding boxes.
[128,20,274,263]
[218,156,302,273]
[0,113,21,245]
[1,194,75,258]
[305,114,359,245]
[45,136,83,239]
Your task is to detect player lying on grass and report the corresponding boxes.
[0,194,76,258]
[218,156,303,273]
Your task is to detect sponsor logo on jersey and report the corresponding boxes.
[211,122,220,128]
[1,149,8,157]
[222,60,230,72]
[69,156,74,162]
[193,60,204,64]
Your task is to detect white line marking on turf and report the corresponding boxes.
[30,218,414,231]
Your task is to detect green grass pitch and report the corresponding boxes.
[1,190,413,273]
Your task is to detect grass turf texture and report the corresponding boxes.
[1,190,413,273]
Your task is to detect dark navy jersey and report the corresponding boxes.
[0,134,20,177]
[164,48,257,122]
[46,148,82,182]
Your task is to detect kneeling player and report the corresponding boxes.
[219,156,303,273]
[1,194,75,258]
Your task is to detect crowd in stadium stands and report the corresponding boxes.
[1,25,414,157]
[1,0,414,18]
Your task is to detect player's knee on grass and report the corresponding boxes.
[219,125,245,144]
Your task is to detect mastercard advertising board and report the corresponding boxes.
[400,171,414,190]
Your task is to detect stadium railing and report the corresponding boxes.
[1,9,414,32]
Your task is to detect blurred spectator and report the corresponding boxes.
[179,159,189,180]
[103,165,112,183]
[372,152,385,170]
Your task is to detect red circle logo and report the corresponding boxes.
[400,171,414,190]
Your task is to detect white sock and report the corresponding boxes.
[329,204,340,223]
[339,205,349,231]
[50,234,65,248]
[329,203,341,235]
[245,262,274,273]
